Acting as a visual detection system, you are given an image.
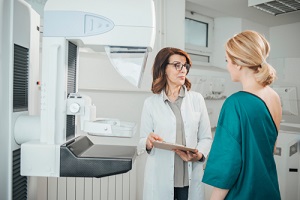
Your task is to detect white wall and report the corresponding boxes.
[270,23,300,58]
[270,22,300,124]
[213,17,242,69]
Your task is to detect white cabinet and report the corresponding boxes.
[275,131,300,200]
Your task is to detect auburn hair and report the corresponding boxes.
[151,47,192,94]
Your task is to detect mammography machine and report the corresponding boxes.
[14,0,155,178]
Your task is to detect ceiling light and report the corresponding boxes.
[248,0,300,15]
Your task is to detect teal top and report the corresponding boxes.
[202,91,281,200]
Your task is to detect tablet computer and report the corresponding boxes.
[152,140,198,153]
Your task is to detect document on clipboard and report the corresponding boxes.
[152,140,198,153]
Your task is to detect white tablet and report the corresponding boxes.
[152,140,198,153]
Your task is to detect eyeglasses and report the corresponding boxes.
[168,62,191,71]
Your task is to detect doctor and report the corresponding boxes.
[137,47,212,200]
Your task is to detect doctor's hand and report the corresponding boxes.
[146,132,163,151]
[175,150,203,162]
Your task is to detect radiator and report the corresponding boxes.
[31,162,137,200]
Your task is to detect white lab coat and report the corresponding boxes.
[137,87,212,200]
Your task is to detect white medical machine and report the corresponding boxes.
[275,129,300,200]
[14,0,156,177]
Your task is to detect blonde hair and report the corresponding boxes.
[226,30,276,86]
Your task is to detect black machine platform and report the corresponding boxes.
[60,136,136,178]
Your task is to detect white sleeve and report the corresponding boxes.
[196,95,213,158]
[137,99,154,155]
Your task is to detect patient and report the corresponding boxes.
[202,30,282,200]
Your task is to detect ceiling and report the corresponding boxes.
[186,0,300,27]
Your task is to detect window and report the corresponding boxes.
[185,11,213,65]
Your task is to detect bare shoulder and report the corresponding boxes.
[264,87,282,129]
[268,87,281,103]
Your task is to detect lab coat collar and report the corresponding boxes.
[162,85,186,102]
